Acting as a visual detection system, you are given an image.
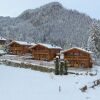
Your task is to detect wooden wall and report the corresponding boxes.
[9,43,30,55]
[31,45,60,61]
[63,49,92,68]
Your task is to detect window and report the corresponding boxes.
[74,53,79,56]
[65,53,73,56]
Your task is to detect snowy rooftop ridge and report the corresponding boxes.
[31,43,62,49]
[0,37,6,41]
[62,47,92,54]
[9,40,36,46]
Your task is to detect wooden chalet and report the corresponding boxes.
[8,41,35,55]
[30,43,62,61]
[62,47,93,68]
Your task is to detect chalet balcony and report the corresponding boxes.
[65,56,89,60]
[33,50,49,54]
[10,47,23,51]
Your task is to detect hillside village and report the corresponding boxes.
[0,36,94,71]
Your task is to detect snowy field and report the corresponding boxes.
[0,64,100,100]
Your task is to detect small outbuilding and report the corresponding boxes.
[8,41,35,55]
[62,47,93,68]
[30,43,62,61]
[0,37,6,49]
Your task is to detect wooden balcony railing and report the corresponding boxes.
[33,50,49,53]
[65,56,89,60]
[10,47,23,51]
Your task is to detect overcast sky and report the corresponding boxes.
[0,0,99,19]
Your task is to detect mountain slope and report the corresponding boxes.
[0,2,94,49]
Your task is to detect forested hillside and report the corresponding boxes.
[0,2,94,49]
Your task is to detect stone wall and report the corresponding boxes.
[0,60,54,73]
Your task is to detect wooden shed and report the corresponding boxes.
[8,41,35,55]
[0,37,6,49]
[30,43,62,61]
[62,47,93,68]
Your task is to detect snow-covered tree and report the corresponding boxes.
[87,21,100,58]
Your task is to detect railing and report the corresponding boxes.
[10,47,23,51]
[33,50,49,54]
[65,56,89,60]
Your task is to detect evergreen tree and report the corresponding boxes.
[87,21,100,58]
[54,56,59,75]
[59,61,64,75]
[64,60,68,75]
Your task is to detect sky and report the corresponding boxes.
[0,0,100,19]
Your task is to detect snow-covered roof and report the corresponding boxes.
[29,43,36,46]
[0,37,6,41]
[31,43,62,49]
[9,41,36,46]
[62,47,92,54]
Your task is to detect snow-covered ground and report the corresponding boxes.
[0,54,54,68]
[0,64,100,100]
